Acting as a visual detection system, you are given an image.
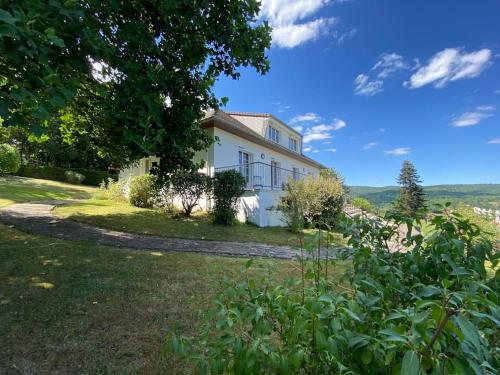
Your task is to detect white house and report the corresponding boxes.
[119,110,326,226]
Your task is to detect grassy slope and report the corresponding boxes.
[54,199,346,247]
[1,223,332,373]
[0,176,96,208]
[349,184,500,211]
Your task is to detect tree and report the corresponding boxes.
[0,143,20,175]
[279,170,345,231]
[171,170,210,217]
[0,0,271,177]
[395,160,426,216]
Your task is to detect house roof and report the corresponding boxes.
[224,111,303,138]
[201,110,326,169]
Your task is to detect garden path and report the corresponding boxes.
[0,201,343,259]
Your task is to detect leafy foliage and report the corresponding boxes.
[0,143,20,175]
[168,207,499,374]
[93,178,126,201]
[395,160,426,217]
[351,197,374,213]
[279,169,345,231]
[16,164,116,186]
[128,174,156,208]
[171,170,210,217]
[64,170,85,185]
[211,170,246,225]
[0,0,271,179]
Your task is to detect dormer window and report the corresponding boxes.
[289,137,298,152]
[268,125,280,143]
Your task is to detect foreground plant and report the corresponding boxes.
[167,206,499,374]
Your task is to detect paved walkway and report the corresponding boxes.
[0,201,342,259]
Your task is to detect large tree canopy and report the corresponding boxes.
[0,0,271,178]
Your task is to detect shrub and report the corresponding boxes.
[279,169,345,231]
[93,178,126,201]
[16,164,117,186]
[351,197,374,212]
[64,170,85,184]
[168,208,499,374]
[211,170,246,225]
[0,143,21,175]
[129,174,156,208]
[171,170,210,217]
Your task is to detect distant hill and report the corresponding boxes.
[349,184,500,212]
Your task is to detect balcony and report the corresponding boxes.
[215,161,306,190]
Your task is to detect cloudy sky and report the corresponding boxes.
[214,0,500,186]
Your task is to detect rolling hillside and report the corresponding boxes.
[349,184,500,212]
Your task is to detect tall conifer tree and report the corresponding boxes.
[395,160,426,216]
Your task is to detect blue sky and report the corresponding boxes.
[214,0,500,186]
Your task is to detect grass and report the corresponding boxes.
[54,199,347,247]
[0,223,349,373]
[0,176,96,208]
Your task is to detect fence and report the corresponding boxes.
[215,162,306,190]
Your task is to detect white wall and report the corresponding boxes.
[213,127,319,178]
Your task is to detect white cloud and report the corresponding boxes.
[385,147,412,155]
[372,52,409,79]
[260,0,340,48]
[290,112,321,124]
[363,142,378,150]
[293,125,304,133]
[487,138,500,144]
[324,148,337,152]
[272,18,337,48]
[354,52,408,96]
[312,149,319,153]
[331,118,346,130]
[406,48,492,89]
[378,128,386,132]
[302,119,346,143]
[334,28,357,44]
[451,106,495,127]
[354,74,383,96]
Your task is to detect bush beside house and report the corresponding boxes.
[171,170,211,217]
[128,174,157,208]
[0,144,21,175]
[279,169,345,231]
[211,170,246,225]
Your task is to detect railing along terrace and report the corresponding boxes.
[214,162,306,190]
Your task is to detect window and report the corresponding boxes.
[271,160,281,187]
[289,137,298,152]
[268,125,280,143]
[292,167,300,180]
[144,158,151,173]
[238,151,251,185]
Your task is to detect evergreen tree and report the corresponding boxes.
[395,160,426,216]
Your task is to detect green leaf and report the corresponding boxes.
[0,10,17,25]
[379,328,408,343]
[401,350,420,375]
[245,259,253,269]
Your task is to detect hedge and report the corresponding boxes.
[16,165,118,186]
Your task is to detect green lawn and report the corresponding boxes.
[0,176,96,208]
[0,223,319,373]
[55,199,347,247]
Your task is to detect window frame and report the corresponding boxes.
[268,125,281,144]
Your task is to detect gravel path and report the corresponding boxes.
[0,201,343,259]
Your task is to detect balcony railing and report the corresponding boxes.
[214,161,306,190]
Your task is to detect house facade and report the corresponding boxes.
[119,110,325,227]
